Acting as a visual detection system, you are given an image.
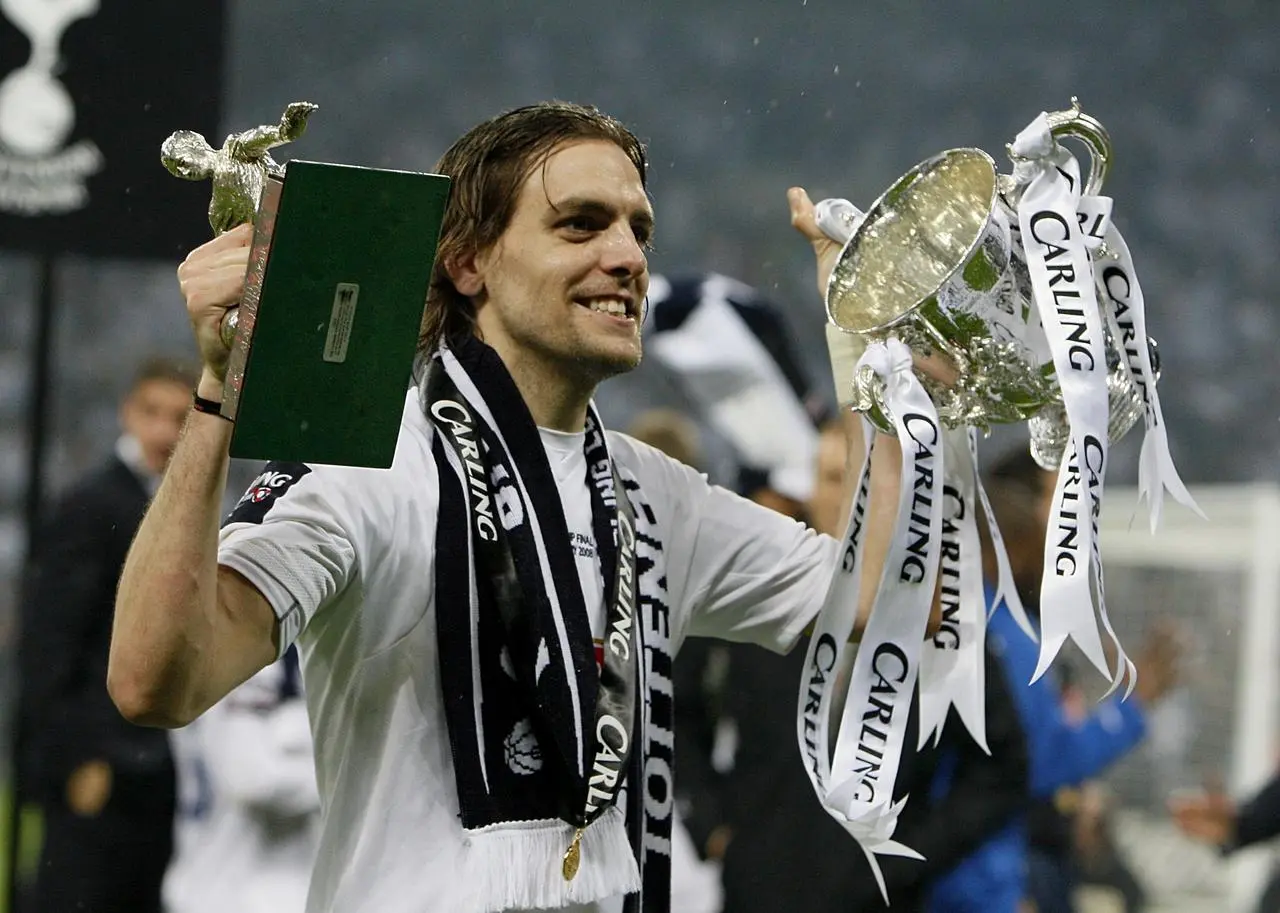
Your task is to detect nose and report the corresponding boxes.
[599,223,647,280]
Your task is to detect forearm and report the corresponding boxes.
[1030,698,1146,797]
[109,382,241,726]
[855,422,901,626]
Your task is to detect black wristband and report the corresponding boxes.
[192,391,231,421]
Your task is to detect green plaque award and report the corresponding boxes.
[161,103,451,468]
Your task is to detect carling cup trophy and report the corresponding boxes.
[160,104,451,468]
[795,99,1201,902]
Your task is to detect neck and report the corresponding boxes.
[488,339,595,433]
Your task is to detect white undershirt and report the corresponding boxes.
[539,428,606,661]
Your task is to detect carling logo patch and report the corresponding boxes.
[226,462,312,525]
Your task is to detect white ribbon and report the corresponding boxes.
[970,429,1037,642]
[1089,210,1203,531]
[1012,114,1124,689]
[814,197,865,245]
[917,427,988,752]
[797,338,942,903]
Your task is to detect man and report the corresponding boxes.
[107,102,911,913]
[19,355,194,913]
[926,448,1180,913]
[164,647,319,913]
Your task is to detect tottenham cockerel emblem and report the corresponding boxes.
[0,0,104,214]
[503,718,542,775]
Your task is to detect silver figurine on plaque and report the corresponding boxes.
[161,101,319,348]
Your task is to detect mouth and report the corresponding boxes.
[575,295,638,322]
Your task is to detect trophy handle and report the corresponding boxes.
[1043,97,1112,196]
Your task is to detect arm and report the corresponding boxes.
[109,403,278,727]
[787,189,942,640]
[1030,620,1181,795]
[108,224,278,728]
[992,610,1146,797]
[1029,695,1146,797]
[670,411,935,650]
[1169,773,1280,853]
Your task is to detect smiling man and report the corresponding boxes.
[108,102,904,913]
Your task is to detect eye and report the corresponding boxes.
[558,214,603,237]
[632,223,655,251]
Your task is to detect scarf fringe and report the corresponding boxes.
[462,806,641,913]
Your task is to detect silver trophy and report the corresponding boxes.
[824,100,1152,468]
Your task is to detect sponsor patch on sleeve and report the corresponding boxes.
[225,462,313,526]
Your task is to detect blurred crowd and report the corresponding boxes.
[5,271,1276,913]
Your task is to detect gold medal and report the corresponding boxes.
[561,827,584,881]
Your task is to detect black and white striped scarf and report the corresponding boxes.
[425,336,673,913]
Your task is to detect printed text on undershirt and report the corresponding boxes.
[538,426,606,667]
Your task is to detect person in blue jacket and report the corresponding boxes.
[927,448,1181,913]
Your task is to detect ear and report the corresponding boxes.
[445,247,485,298]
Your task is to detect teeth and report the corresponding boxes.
[585,299,629,317]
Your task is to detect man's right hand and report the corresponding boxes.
[66,759,112,817]
[177,222,253,384]
[1169,788,1237,847]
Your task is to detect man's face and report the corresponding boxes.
[463,139,652,383]
[120,379,189,475]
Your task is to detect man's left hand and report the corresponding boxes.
[788,187,843,302]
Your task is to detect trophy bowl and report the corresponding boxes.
[826,100,1155,467]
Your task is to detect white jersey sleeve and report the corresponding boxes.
[218,462,361,654]
[609,432,839,654]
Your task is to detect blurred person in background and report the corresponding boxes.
[1070,782,1146,913]
[926,448,1181,913]
[17,355,195,913]
[645,272,825,521]
[164,646,320,913]
[646,275,1028,913]
[1170,770,1280,913]
[1170,772,1280,854]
